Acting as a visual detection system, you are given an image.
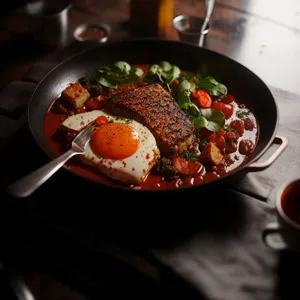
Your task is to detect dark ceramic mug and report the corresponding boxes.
[263,177,300,252]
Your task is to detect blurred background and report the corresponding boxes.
[1,0,300,95]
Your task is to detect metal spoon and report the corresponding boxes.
[198,0,215,47]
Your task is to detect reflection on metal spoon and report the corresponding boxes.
[199,0,215,47]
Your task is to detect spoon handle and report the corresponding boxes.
[6,149,76,198]
[199,0,215,47]
[206,0,215,19]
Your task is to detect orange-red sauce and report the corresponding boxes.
[44,64,259,190]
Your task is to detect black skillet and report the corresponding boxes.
[20,39,289,197]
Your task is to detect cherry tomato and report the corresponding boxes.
[239,139,255,155]
[211,102,234,119]
[95,115,109,126]
[230,120,244,136]
[243,118,255,131]
[216,130,226,137]
[221,94,235,104]
[209,134,226,150]
[224,131,239,142]
[172,157,203,175]
[195,90,212,108]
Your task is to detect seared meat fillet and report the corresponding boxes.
[107,83,194,157]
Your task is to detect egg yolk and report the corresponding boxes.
[90,123,140,160]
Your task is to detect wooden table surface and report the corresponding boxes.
[1,0,300,299]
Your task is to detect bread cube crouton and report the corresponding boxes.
[61,82,90,109]
[201,142,223,166]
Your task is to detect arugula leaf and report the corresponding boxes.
[196,76,227,96]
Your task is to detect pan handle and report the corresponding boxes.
[245,136,288,172]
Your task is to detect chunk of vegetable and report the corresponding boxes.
[201,142,224,165]
[211,102,234,119]
[172,157,203,175]
[192,90,212,108]
[61,82,90,109]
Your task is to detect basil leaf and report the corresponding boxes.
[114,61,131,73]
[189,102,200,117]
[177,79,191,93]
[200,108,225,131]
[176,79,191,109]
[197,76,228,96]
[190,116,208,129]
[97,77,118,89]
[149,64,161,76]
[159,61,172,72]
[165,65,181,84]
[177,90,191,109]
[132,68,144,77]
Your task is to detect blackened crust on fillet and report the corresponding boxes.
[106,83,194,157]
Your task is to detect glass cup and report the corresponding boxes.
[24,0,72,49]
[173,15,210,45]
[262,177,300,252]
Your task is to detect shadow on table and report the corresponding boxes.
[276,251,300,300]
[0,124,252,300]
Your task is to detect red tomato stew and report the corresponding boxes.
[44,61,258,190]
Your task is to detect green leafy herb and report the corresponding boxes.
[165,65,181,84]
[196,76,227,96]
[190,108,225,132]
[199,139,208,151]
[132,67,144,77]
[236,110,249,118]
[152,157,178,181]
[176,79,192,109]
[180,150,200,162]
[224,125,236,132]
[159,61,172,72]
[146,61,181,92]
[180,71,201,82]
[116,117,132,124]
[114,61,131,73]
[89,61,142,90]
[189,102,200,117]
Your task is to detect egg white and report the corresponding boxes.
[62,110,160,185]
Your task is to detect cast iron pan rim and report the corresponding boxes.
[26,38,279,193]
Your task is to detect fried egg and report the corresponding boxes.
[62,110,160,185]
